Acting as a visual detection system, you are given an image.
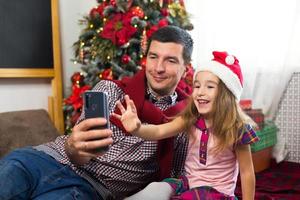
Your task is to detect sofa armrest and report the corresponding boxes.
[0,109,60,158]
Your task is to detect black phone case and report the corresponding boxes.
[83,91,110,152]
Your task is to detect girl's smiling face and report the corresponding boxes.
[192,71,219,119]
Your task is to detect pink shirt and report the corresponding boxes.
[185,127,239,196]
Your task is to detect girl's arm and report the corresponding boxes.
[236,144,256,200]
[136,116,185,140]
[112,95,186,140]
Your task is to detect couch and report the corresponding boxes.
[0,109,60,158]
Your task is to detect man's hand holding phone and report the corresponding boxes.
[65,91,113,165]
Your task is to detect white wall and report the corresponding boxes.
[0,0,96,112]
[0,79,51,112]
[59,0,97,96]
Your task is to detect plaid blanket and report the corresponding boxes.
[235,160,300,200]
[164,176,236,200]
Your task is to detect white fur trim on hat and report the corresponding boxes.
[194,61,243,101]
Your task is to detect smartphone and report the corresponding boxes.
[83,91,110,152]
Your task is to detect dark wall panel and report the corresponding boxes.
[0,0,53,68]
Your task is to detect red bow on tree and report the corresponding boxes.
[101,12,137,46]
[64,84,91,111]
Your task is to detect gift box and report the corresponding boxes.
[251,122,278,172]
[251,121,278,153]
[245,109,264,130]
[252,146,273,172]
[239,99,252,110]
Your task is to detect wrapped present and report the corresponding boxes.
[245,109,264,129]
[239,99,252,110]
[251,121,278,152]
[252,146,273,172]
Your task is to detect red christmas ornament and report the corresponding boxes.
[89,2,108,18]
[100,68,113,80]
[146,18,169,38]
[130,6,144,19]
[89,8,98,18]
[110,0,116,6]
[71,72,84,85]
[164,0,174,4]
[96,2,108,17]
[121,54,131,64]
[161,8,169,17]
[140,56,147,69]
[179,0,185,7]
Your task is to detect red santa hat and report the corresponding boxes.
[194,51,243,100]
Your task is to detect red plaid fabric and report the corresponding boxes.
[164,176,237,200]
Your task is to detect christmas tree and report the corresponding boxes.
[64,0,194,133]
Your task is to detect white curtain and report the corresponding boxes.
[185,0,300,120]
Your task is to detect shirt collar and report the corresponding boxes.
[195,117,207,131]
[146,86,178,105]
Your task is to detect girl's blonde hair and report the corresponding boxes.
[181,80,256,153]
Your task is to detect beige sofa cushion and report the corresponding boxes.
[0,109,60,157]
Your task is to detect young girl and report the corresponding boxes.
[113,51,259,200]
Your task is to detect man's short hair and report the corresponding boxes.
[146,25,193,65]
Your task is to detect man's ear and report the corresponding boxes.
[182,70,187,79]
[181,64,190,79]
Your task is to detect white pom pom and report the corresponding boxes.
[225,55,235,65]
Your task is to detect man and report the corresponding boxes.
[0,25,193,200]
